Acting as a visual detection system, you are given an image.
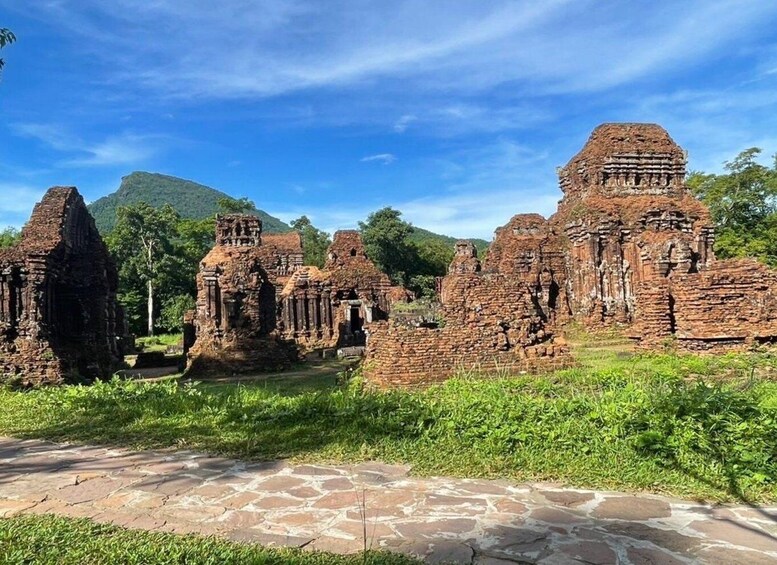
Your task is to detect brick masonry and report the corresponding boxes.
[0,187,123,386]
[364,123,777,386]
[186,225,406,375]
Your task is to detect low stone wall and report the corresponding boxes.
[364,272,569,388]
[631,259,777,352]
[363,322,568,388]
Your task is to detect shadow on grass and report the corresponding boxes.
[1,379,435,464]
[627,377,777,521]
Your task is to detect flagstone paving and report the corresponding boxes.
[1,437,776,564]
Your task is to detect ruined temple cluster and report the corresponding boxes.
[184,218,408,375]
[0,188,124,386]
[364,123,777,386]
[5,123,777,387]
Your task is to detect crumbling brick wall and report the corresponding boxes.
[364,272,568,387]
[484,214,570,324]
[0,187,123,386]
[632,259,777,351]
[448,240,481,274]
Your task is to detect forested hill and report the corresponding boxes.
[87,172,293,234]
[410,227,490,255]
[87,171,491,250]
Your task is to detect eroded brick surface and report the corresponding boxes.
[185,225,406,375]
[0,187,124,386]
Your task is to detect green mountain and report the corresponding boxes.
[87,171,491,253]
[410,226,490,255]
[88,171,292,234]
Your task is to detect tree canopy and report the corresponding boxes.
[290,216,331,268]
[216,196,255,215]
[359,207,455,297]
[0,28,15,72]
[107,203,182,336]
[688,148,777,266]
[0,227,20,248]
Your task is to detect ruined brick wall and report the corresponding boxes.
[448,240,481,274]
[632,260,777,351]
[257,232,305,285]
[484,214,570,324]
[364,272,568,387]
[279,266,337,350]
[186,215,298,376]
[0,187,122,386]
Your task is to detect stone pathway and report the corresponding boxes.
[1,437,776,564]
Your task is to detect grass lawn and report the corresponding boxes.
[0,514,418,565]
[135,333,184,353]
[1,342,776,503]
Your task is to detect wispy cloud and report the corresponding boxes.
[393,114,417,133]
[272,137,559,239]
[12,123,165,167]
[14,1,777,100]
[360,153,396,165]
[0,184,46,228]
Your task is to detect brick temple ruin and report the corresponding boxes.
[364,123,777,386]
[184,218,408,375]
[8,123,774,387]
[0,187,123,386]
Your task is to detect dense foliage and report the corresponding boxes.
[2,350,775,502]
[107,203,183,336]
[0,515,417,565]
[87,172,292,235]
[0,27,15,72]
[0,227,20,248]
[409,227,489,257]
[359,207,479,297]
[291,216,332,268]
[688,148,777,265]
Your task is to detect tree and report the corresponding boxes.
[107,203,180,336]
[359,207,418,285]
[0,227,20,248]
[688,148,777,265]
[217,197,255,215]
[357,207,455,297]
[290,216,331,268]
[0,28,15,72]
[410,239,455,298]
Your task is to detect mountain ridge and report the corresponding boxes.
[88,171,293,235]
[87,171,491,251]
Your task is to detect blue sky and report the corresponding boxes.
[2,1,777,239]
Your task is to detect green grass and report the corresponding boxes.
[1,349,777,502]
[136,333,183,353]
[0,514,417,565]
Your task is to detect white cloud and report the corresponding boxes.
[12,123,164,168]
[271,137,561,239]
[393,114,417,133]
[13,1,777,100]
[360,153,396,165]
